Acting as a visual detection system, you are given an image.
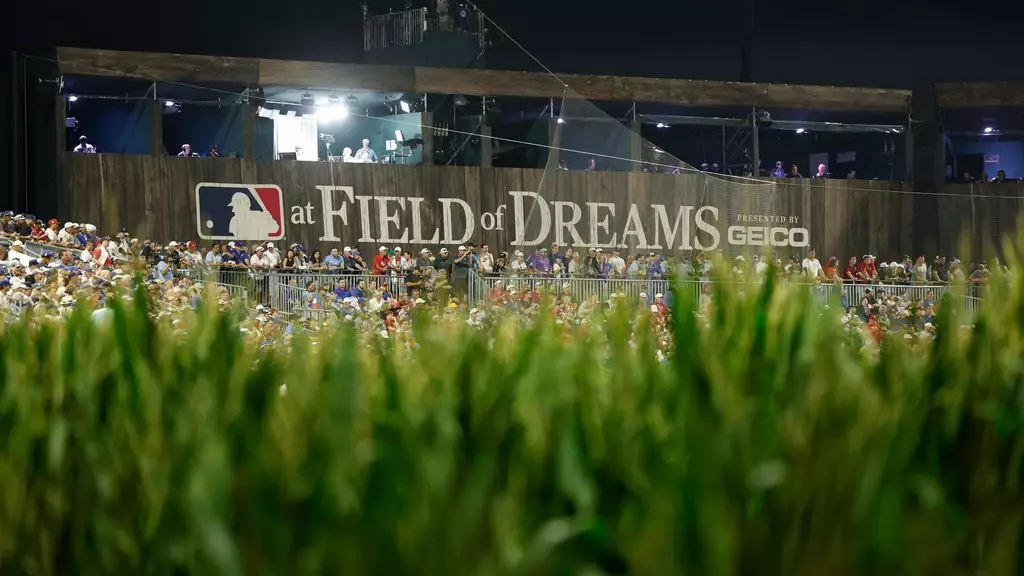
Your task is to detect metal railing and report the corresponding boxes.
[182,268,408,310]
[178,268,984,318]
[363,8,427,51]
[467,271,982,313]
[363,6,487,52]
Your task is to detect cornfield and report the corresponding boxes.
[1,249,1023,575]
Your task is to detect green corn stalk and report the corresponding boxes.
[1,235,1024,575]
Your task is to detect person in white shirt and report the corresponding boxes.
[44,219,59,242]
[477,244,494,273]
[264,242,281,267]
[753,254,769,274]
[94,239,110,267]
[510,251,528,274]
[107,238,124,261]
[249,246,272,268]
[183,242,204,266]
[607,250,626,277]
[205,244,222,265]
[801,249,823,280]
[57,222,75,244]
[80,240,95,262]
[73,136,97,153]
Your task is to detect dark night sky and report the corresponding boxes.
[12,0,1024,87]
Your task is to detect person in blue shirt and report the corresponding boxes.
[351,279,366,302]
[646,254,664,279]
[153,257,173,282]
[304,281,324,309]
[528,248,551,274]
[222,242,247,265]
[353,139,378,163]
[324,247,345,269]
[333,278,353,300]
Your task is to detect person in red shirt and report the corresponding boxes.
[528,288,543,305]
[653,293,669,316]
[92,241,112,268]
[30,219,46,241]
[843,256,859,282]
[866,314,884,343]
[372,246,389,276]
[489,280,507,304]
[384,308,399,333]
[822,256,840,282]
[857,255,878,283]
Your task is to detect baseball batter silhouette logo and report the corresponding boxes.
[195,183,285,241]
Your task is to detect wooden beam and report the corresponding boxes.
[415,67,911,111]
[258,59,415,91]
[57,47,911,111]
[56,47,259,85]
[936,82,1024,108]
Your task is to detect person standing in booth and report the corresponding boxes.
[353,139,378,163]
[73,135,96,153]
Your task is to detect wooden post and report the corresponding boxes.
[242,103,254,158]
[55,93,68,218]
[149,99,163,156]
[420,110,434,165]
[479,122,492,168]
[548,118,562,168]
[751,108,760,177]
[628,119,642,171]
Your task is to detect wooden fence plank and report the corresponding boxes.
[57,153,1024,263]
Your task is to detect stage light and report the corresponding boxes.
[399,100,411,113]
[795,128,806,134]
[67,95,78,102]
[984,127,994,134]
[314,105,348,122]
[165,101,175,107]
[655,122,667,128]
[556,117,566,124]
[300,93,315,107]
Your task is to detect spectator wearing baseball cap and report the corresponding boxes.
[372,247,389,276]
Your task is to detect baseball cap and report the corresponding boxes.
[458,245,466,251]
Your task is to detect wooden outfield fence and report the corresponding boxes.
[61,153,1023,261]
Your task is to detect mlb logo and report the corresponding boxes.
[195,183,286,241]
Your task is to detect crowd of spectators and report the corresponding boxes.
[0,209,994,354]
